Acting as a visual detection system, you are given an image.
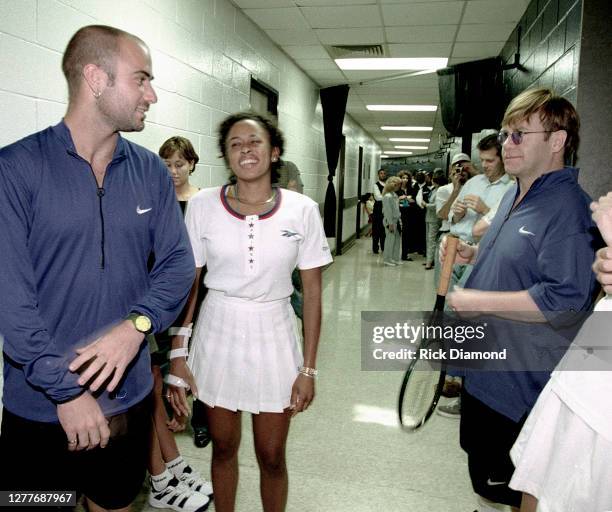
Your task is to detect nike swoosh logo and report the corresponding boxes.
[519,226,535,236]
[137,206,152,215]
[486,478,508,486]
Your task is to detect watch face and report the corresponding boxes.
[135,315,151,332]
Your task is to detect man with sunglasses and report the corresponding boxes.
[443,88,598,512]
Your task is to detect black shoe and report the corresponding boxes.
[401,257,413,261]
[194,426,211,448]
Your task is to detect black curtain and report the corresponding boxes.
[320,85,350,237]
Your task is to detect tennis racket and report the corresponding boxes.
[398,235,459,431]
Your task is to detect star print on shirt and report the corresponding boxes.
[248,234,254,239]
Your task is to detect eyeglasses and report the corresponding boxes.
[497,130,554,145]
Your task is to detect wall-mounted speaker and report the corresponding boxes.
[437,57,505,135]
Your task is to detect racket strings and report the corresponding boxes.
[400,362,441,427]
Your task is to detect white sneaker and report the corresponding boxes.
[149,477,210,512]
[393,260,405,265]
[176,467,213,497]
[383,261,397,266]
[436,398,461,418]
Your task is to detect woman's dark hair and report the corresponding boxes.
[158,136,199,173]
[217,111,285,183]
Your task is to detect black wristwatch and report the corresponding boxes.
[127,312,153,335]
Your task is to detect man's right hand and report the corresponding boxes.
[451,170,465,190]
[57,392,110,451]
[452,200,467,221]
[439,235,475,266]
[591,192,612,293]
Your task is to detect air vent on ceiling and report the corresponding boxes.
[326,44,387,59]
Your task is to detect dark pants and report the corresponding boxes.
[0,394,152,510]
[414,207,426,254]
[372,204,385,253]
[400,207,411,259]
[460,390,525,507]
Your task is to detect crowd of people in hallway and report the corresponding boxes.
[365,130,512,286]
[1,22,611,512]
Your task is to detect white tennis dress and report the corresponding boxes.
[184,185,332,413]
[509,296,612,511]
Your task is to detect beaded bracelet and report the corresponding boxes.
[298,366,318,378]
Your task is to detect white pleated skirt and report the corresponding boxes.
[509,384,612,511]
[188,290,303,414]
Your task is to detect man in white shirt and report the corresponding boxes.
[449,135,513,245]
[371,168,387,254]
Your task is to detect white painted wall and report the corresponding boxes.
[0,0,381,246]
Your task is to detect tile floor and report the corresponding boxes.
[140,239,483,512]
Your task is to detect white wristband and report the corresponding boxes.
[168,325,192,338]
[164,373,190,389]
[169,348,189,360]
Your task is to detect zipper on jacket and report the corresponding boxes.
[85,165,107,270]
[66,148,117,270]
[96,186,106,269]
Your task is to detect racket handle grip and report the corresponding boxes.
[437,235,459,297]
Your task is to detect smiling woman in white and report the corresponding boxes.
[166,112,332,512]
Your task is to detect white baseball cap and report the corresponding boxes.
[451,153,471,166]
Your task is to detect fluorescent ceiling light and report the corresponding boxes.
[394,145,429,150]
[336,58,447,71]
[385,151,413,155]
[389,138,430,142]
[380,155,389,158]
[367,105,437,112]
[381,126,433,131]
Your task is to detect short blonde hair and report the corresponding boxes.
[383,176,401,195]
[502,87,580,159]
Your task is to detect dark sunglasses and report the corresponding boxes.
[497,130,554,145]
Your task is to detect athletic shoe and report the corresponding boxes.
[383,261,397,266]
[177,467,214,497]
[393,260,405,265]
[149,477,210,512]
[193,426,211,448]
[436,399,461,418]
[441,379,462,398]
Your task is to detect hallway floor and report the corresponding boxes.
[144,238,482,512]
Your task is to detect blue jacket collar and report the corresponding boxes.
[52,119,127,162]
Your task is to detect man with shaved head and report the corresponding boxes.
[0,25,194,511]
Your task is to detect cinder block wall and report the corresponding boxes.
[0,0,380,237]
[501,0,582,104]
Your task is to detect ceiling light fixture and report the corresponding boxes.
[381,126,433,131]
[389,138,430,142]
[394,145,429,150]
[336,57,448,71]
[367,105,437,112]
[384,151,413,155]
